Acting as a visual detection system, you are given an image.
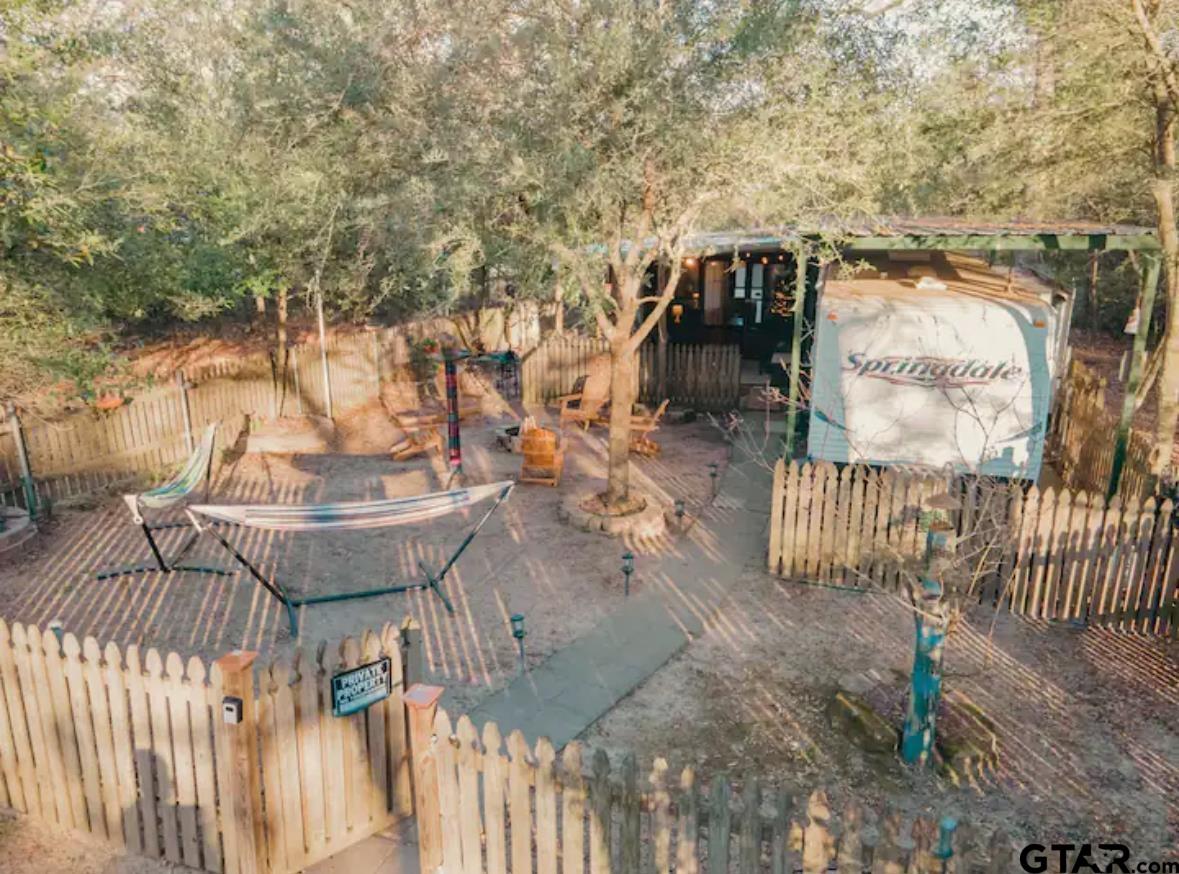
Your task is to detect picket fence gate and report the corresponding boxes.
[1051,359,1161,502]
[768,460,1179,637]
[521,336,742,411]
[0,618,420,874]
[424,707,1010,874]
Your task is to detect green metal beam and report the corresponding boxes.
[840,234,1160,253]
[1108,253,1162,499]
[784,246,807,458]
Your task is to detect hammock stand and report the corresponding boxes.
[186,480,515,636]
[96,423,234,580]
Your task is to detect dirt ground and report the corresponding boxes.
[0,808,180,873]
[2,402,1178,860]
[0,403,727,716]
[582,563,1179,855]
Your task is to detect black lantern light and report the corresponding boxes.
[510,613,526,673]
[674,498,685,521]
[708,461,719,495]
[621,551,635,597]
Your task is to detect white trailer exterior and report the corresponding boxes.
[806,255,1065,480]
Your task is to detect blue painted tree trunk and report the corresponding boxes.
[902,526,951,766]
[901,576,947,765]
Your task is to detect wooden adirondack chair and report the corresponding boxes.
[390,414,444,460]
[629,398,669,456]
[556,354,611,429]
[519,424,565,486]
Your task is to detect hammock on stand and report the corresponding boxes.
[97,423,234,580]
[186,480,515,635]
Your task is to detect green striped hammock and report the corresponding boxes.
[187,481,514,532]
[123,423,218,524]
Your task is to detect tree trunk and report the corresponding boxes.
[275,285,289,416]
[656,312,668,402]
[1152,87,1179,474]
[900,595,948,767]
[553,273,564,335]
[900,525,954,767]
[604,342,636,507]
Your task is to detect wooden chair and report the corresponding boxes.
[556,354,611,429]
[629,399,669,456]
[519,425,565,486]
[390,416,444,460]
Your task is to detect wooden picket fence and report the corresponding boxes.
[427,708,1009,874]
[0,308,539,511]
[0,619,420,874]
[768,460,1179,637]
[638,342,742,411]
[521,336,742,411]
[1051,359,1161,501]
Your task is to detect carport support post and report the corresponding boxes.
[784,245,807,458]
[1109,253,1161,499]
[213,650,264,874]
[404,684,446,874]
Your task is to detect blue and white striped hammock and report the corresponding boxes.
[187,480,514,532]
[124,423,219,522]
[186,480,516,635]
[98,422,224,580]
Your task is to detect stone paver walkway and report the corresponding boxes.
[467,447,773,747]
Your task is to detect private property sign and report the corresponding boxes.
[807,257,1063,481]
[331,657,393,717]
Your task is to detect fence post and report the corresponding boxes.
[400,617,424,687]
[404,683,445,874]
[176,371,195,456]
[5,404,37,520]
[316,291,334,420]
[213,650,264,874]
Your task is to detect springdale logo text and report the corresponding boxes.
[843,352,1025,389]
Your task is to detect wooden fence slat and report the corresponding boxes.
[163,653,200,867]
[81,638,121,844]
[738,775,759,874]
[62,634,105,838]
[341,637,368,833]
[650,759,671,874]
[768,460,785,574]
[320,645,348,848]
[0,621,35,817]
[707,775,730,874]
[209,661,238,874]
[187,656,220,872]
[676,767,698,874]
[381,623,412,818]
[21,624,67,827]
[590,749,612,874]
[536,737,559,874]
[296,649,326,859]
[435,711,464,873]
[781,463,801,578]
[361,632,389,829]
[145,649,181,862]
[127,646,161,858]
[484,722,508,874]
[620,754,640,874]
[562,744,586,874]
[456,717,484,874]
[258,668,287,874]
[509,730,534,874]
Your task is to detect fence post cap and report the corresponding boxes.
[403,683,445,709]
[214,649,259,673]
